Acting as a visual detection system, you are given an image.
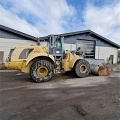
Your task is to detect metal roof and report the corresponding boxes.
[0,24,37,41]
[60,30,120,48]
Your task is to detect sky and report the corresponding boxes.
[0,0,120,45]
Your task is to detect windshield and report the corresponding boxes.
[54,37,62,49]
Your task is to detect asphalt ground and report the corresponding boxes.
[0,70,120,120]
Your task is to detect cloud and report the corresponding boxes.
[0,0,119,46]
[0,5,40,37]
[83,0,120,45]
[0,0,77,37]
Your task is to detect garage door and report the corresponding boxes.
[0,51,4,64]
[77,40,95,58]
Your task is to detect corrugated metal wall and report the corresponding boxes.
[64,44,76,51]
[0,29,32,40]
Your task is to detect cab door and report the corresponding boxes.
[49,35,64,59]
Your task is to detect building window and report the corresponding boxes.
[77,40,95,58]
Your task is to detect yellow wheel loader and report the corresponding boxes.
[5,35,90,82]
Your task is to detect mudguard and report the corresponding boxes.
[26,52,55,66]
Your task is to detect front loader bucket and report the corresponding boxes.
[90,65,109,76]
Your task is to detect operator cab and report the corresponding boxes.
[39,35,65,60]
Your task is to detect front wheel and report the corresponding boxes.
[74,60,90,78]
[30,60,54,83]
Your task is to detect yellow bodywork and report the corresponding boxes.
[5,46,55,73]
[62,52,83,71]
[5,45,83,73]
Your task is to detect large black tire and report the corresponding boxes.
[74,59,90,78]
[30,60,54,83]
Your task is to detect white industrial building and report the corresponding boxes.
[0,25,120,64]
[60,30,120,64]
[0,25,37,63]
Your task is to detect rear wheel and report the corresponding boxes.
[30,60,54,83]
[74,60,90,78]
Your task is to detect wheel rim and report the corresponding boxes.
[36,66,48,77]
[80,65,87,73]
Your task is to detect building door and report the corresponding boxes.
[0,51,4,64]
[76,39,95,59]
[109,55,114,64]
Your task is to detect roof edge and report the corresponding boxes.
[0,24,37,41]
[89,30,120,49]
[60,30,120,49]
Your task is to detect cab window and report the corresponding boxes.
[55,37,62,49]
[8,49,15,61]
[19,48,33,59]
